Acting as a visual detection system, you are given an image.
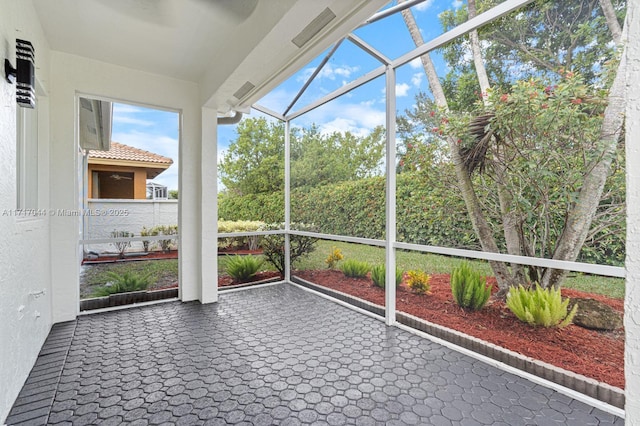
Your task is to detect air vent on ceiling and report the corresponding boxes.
[291,7,336,48]
[233,81,256,100]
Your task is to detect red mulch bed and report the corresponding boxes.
[295,269,624,389]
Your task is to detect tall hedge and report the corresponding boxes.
[217,173,623,266]
[218,191,284,223]
[219,173,477,247]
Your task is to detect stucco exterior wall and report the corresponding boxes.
[626,1,640,423]
[0,1,53,423]
[48,50,210,323]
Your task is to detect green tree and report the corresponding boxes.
[399,0,626,291]
[219,117,285,195]
[291,125,385,189]
[220,117,386,196]
[438,0,626,108]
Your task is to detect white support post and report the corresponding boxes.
[385,66,397,326]
[200,107,218,303]
[284,120,292,282]
[625,2,640,421]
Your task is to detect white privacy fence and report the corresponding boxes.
[83,199,178,254]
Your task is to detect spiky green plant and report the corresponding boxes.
[506,284,578,328]
[370,264,403,289]
[340,259,371,278]
[92,271,152,297]
[224,255,264,282]
[450,262,491,311]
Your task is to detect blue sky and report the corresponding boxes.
[110,0,463,191]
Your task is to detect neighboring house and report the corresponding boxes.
[88,142,172,199]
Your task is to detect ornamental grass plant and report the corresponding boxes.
[506,284,578,328]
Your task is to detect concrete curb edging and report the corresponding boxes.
[290,275,625,409]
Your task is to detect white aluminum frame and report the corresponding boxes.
[243,0,625,323]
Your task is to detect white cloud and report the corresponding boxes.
[297,63,360,83]
[409,57,422,69]
[112,104,155,126]
[112,116,155,127]
[296,100,386,137]
[411,72,423,88]
[396,83,411,97]
[452,0,463,9]
[414,0,435,12]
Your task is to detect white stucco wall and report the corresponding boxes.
[626,0,640,423]
[0,1,53,423]
[48,50,215,322]
[83,199,178,253]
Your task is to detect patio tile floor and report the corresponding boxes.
[7,283,623,425]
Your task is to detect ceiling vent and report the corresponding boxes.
[291,7,336,48]
[233,81,256,101]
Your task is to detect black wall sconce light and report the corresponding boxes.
[4,39,35,108]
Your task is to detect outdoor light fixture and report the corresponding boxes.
[4,39,36,108]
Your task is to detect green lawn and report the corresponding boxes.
[296,239,625,299]
[80,239,625,300]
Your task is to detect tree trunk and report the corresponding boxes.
[468,0,491,97]
[540,40,626,288]
[599,0,622,44]
[399,0,516,292]
[468,0,527,284]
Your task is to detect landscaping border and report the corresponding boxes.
[80,288,178,311]
[290,275,625,409]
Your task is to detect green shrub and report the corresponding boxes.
[111,230,133,258]
[147,225,178,252]
[506,284,578,328]
[224,255,264,282]
[450,262,491,310]
[371,264,403,289]
[218,220,265,250]
[92,271,152,297]
[340,259,371,278]
[140,227,152,252]
[259,223,318,277]
[407,270,431,294]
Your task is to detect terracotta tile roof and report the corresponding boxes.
[88,142,173,165]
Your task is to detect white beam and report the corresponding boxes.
[625,0,640,421]
[385,66,397,326]
[285,120,292,281]
[200,107,218,303]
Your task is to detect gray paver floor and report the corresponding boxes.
[8,283,623,425]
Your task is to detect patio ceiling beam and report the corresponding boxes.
[286,65,386,121]
[347,34,392,65]
[395,242,625,278]
[252,104,285,121]
[360,0,429,27]
[392,0,535,69]
[283,39,345,117]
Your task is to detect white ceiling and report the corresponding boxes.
[33,0,389,112]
